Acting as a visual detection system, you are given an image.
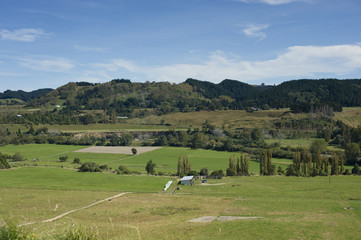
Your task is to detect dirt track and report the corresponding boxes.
[189,216,262,223]
[19,192,130,227]
[74,146,161,155]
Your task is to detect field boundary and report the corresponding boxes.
[19,192,130,227]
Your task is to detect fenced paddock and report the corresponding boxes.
[74,146,161,155]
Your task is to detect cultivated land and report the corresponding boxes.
[1,107,361,239]
[0,144,291,173]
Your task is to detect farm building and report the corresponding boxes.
[180,176,194,185]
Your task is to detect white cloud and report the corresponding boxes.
[90,44,361,84]
[242,24,269,40]
[19,57,74,72]
[0,28,50,42]
[238,0,310,5]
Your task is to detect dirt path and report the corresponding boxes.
[189,216,262,223]
[19,192,130,227]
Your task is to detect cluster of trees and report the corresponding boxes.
[153,125,266,152]
[177,156,192,176]
[284,147,353,177]
[0,152,25,169]
[0,126,134,147]
[226,154,249,176]
[0,153,10,169]
[0,88,52,102]
[259,150,275,176]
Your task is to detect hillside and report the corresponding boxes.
[25,78,361,112]
[0,88,53,102]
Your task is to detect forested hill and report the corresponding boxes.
[24,78,361,116]
[186,78,361,109]
[0,88,53,102]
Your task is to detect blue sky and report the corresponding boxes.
[1,0,361,91]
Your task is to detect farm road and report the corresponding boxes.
[19,192,130,227]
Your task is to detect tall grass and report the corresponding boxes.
[0,221,27,240]
[0,221,98,240]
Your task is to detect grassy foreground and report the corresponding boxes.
[1,173,361,239]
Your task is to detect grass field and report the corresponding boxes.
[334,107,361,128]
[1,171,360,239]
[0,167,171,192]
[1,144,360,239]
[0,144,293,174]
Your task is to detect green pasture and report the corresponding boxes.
[265,137,317,149]
[0,167,171,192]
[0,144,293,174]
[1,174,360,239]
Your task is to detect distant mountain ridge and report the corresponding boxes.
[4,78,361,116]
[0,88,53,102]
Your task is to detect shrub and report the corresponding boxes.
[0,155,10,169]
[352,164,361,175]
[209,169,224,179]
[0,221,27,240]
[12,152,24,162]
[117,165,130,174]
[131,148,137,155]
[79,162,101,172]
[73,157,81,164]
[59,156,68,162]
[99,164,108,170]
[200,168,209,176]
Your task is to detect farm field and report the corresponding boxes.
[1,144,360,239]
[0,144,292,174]
[1,171,361,239]
[334,107,361,128]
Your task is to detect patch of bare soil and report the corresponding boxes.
[189,216,262,223]
[217,216,262,221]
[201,183,225,186]
[74,146,161,155]
[199,183,226,186]
[189,216,217,223]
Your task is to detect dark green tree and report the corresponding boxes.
[145,160,156,175]
[79,162,101,172]
[331,152,339,175]
[345,143,360,165]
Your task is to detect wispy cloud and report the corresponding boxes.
[238,0,310,5]
[18,57,74,72]
[0,28,50,42]
[89,44,361,84]
[242,24,269,40]
[74,44,107,52]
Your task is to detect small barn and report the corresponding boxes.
[180,176,194,185]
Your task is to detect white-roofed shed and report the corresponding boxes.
[180,175,194,185]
